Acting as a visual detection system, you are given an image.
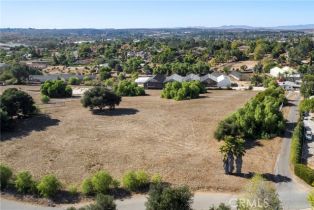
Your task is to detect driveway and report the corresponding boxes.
[275,92,311,210]
[1,193,237,210]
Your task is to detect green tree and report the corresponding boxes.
[145,183,193,210]
[91,171,113,194]
[219,136,245,174]
[308,190,314,208]
[0,164,12,190]
[37,175,61,198]
[237,174,282,210]
[0,88,36,119]
[41,80,72,98]
[81,86,121,110]
[301,74,314,98]
[113,80,145,97]
[15,171,36,194]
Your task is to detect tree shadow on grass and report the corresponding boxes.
[1,114,60,141]
[92,108,139,116]
[231,172,291,183]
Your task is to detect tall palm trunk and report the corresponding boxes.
[227,152,234,174]
[235,155,243,174]
[223,158,229,174]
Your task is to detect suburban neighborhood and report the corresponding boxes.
[1,1,314,210]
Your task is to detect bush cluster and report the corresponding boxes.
[294,164,314,186]
[0,164,13,189]
[41,80,72,98]
[215,87,286,141]
[290,122,303,164]
[113,80,145,96]
[0,164,61,198]
[145,183,193,210]
[81,170,114,195]
[161,81,205,101]
[0,88,36,131]
[1,164,163,203]
[41,94,50,103]
[36,175,61,198]
[15,171,36,194]
[68,77,81,85]
[122,170,150,192]
[68,194,116,210]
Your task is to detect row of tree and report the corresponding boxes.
[161,81,206,101]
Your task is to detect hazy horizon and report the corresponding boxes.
[1,0,314,29]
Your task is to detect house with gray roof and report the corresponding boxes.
[145,74,166,89]
[164,74,183,83]
[200,74,217,87]
[183,73,200,82]
[229,71,243,81]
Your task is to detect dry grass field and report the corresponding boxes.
[0,86,283,192]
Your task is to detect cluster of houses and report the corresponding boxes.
[269,66,302,90]
[135,72,232,89]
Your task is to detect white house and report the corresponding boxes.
[135,76,152,87]
[216,75,232,88]
[270,66,296,77]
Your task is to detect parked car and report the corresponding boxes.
[305,130,313,141]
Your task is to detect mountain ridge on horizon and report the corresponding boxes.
[1,24,314,30]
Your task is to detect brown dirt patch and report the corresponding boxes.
[0,86,282,192]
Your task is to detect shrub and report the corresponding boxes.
[93,194,116,210]
[308,190,314,208]
[81,86,121,110]
[37,175,61,198]
[72,194,116,210]
[122,170,150,191]
[161,81,204,101]
[145,183,193,210]
[0,88,36,118]
[0,164,13,190]
[99,67,112,81]
[113,80,145,96]
[68,77,81,85]
[91,170,113,194]
[151,174,162,184]
[209,203,231,210]
[40,80,72,98]
[81,178,94,195]
[294,164,314,185]
[290,122,303,164]
[237,174,281,210]
[41,95,50,104]
[15,171,35,194]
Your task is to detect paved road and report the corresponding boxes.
[1,193,237,210]
[1,92,311,210]
[275,92,311,210]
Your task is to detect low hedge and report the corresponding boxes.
[294,164,314,186]
[290,122,303,164]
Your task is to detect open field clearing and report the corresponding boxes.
[0,86,283,192]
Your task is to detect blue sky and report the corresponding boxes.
[1,0,314,29]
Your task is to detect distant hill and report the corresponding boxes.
[211,24,314,30]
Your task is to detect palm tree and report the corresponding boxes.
[220,136,235,174]
[234,137,246,174]
[220,136,246,175]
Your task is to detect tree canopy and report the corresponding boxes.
[81,86,121,110]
